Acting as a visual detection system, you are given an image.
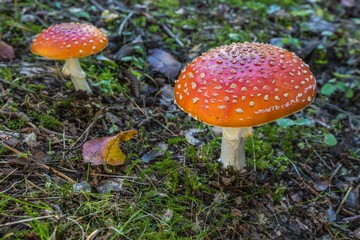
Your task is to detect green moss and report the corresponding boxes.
[144,156,181,193]
[167,137,186,145]
[29,112,63,130]
[0,147,9,155]
[246,124,302,174]
[4,118,26,130]
[272,184,287,204]
[0,67,14,81]
[26,83,46,91]
[40,114,63,130]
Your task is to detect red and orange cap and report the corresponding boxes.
[174,42,317,127]
[31,22,108,60]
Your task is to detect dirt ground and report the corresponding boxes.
[0,0,359,239]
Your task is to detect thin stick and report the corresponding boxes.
[39,126,77,139]
[336,186,353,215]
[0,141,76,184]
[342,215,360,222]
[312,147,332,169]
[0,215,57,228]
[0,168,17,184]
[347,156,360,162]
[35,161,76,184]
[330,222,354,237]
[89,0,105,11]
[118,12,134,35]
[0,110,30,122]
[160,24,184,47]
[86,229,100,240]
[330,163,342,180]
[68,108,104,150]
[65,217,85,240]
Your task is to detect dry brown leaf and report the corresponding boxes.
[82,130,137,166]
[0,40,14,60]
[147,48,182,81]
[121,66,140,98]
[341,0,355,7]
[114,35,144,61]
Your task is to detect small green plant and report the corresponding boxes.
[320,76,355,99]
[0,67,14,81]
[87,65,120,94]
[27,218,51,240]
[272,184,287,203]
[323,132,337,147]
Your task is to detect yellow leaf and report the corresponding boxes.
[82,130,138,166]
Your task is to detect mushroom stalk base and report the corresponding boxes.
[62,58,91,92]
[220,127,253,171]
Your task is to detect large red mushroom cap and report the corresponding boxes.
[174,42,317,127]
[31,22,108,60]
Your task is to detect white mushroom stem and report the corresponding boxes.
[220,127,253,170]
[62,58,91,92]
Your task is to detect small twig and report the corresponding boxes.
[279,153,301,177]
[160,24,184,47]
[90,173,138,179]
[0,215,57,228]
[121,92,146,115]
[290,161,301,177]
[295,176,319,196]
[314,119,331,129]
[0,168,17,184]
[88,0,105,11]
[330,222,354,237]
[342,215,360,222]
[0,110,31,122]
[69,108,105,150]
[336,186,353,215]
[0,141,76,184]
[330,163,342,180]
[39,126,77,139]
[347,155,360,162]
[135,164,157,189]
[35,161,76,184]
[340,207,357,217]
[65,217,85,240]
[0,99,10,112]
[312,147,333,170]
[112,0,133,13]
[118,12,134,35]
[0,78,38,95]
[0,81,5,93]
[86,229,100,240]
[25,178,48,194]
[325,103,360,119]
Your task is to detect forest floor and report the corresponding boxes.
[0,0,359,239]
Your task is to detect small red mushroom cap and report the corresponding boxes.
[174,42,317,127]
[31,22,108,60]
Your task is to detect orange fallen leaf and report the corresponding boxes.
[82,130,138,166]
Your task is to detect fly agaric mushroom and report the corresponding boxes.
[31,22,108,92]
[174,42,316,170]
